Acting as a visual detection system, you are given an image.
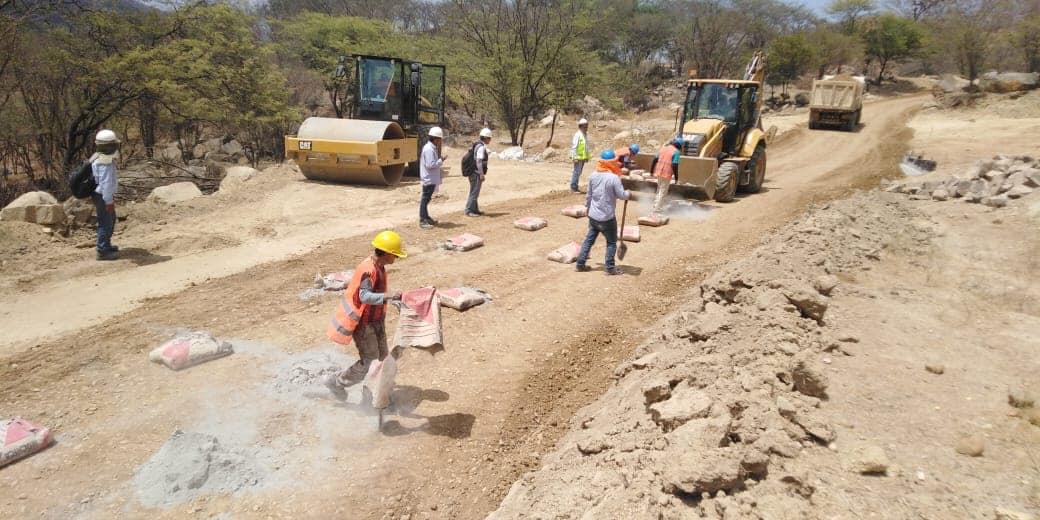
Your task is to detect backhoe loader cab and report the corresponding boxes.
[681,80,761,159]
[284,55,446,186]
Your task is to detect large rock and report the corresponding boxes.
[147,182,203,204]
[843,443,889,475]
[649,383,713,431]
[980,72,1039,93]
[540,147,557,160]
[779,280,829,322]
[63,197,94,225]
[663,447,768,496]
[218,166,260,193]
[935,74,969,94]
[794,92,810,107]
[791,353,829,398]
[666,415,731,449]
[220,139,244,157]
[680,302,730,341]
[497,146,524,161]
[1,191,66,226]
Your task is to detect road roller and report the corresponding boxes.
[285,55,447,186]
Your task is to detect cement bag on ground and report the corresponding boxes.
[547,242,581,264]
[513,217,547,231]
[316,270,353,291]
[1,418,53,467]
[149,331,233,371]
[561,205,587,218]
[364,355,398,410]
[439,287,491,311]
[638,214,669,227]
[619,225,641,242]
[445,233,485,252]
[393,287,443,349]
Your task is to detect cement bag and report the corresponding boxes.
[445,233,485,252]
[513,217,547,231]
[561,205,587,218]
[393,287,443,349]
[638,214,669,227]
[149,331,233,371]
[1,418,53,467]
[629,169,647,176]
[547,242,581,264]
[619,225,641,242]
[316,270,354,291]
[365,355,398,410]
[439,287,491,311]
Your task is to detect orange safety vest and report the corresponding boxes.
[653,143,679,181]
[327,256,387,345]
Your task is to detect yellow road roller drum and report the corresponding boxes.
[285,117,417,186]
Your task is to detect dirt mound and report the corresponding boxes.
[489,193,924,518]
[132,430,265,507]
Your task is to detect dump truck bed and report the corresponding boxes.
[810,77,864,112]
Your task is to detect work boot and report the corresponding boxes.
[323,375,349,401]
[604,267,622,276]
[575,264,591,273]
[96,250,119,261]
[427,217,439,225]
[106,244,120,252]
[465,212,479,218]
[419,220,433,230]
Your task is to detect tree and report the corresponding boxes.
[1016,15,1040,73]
[768,33,814,93]
[449,0,596,146]
[861,13,926,84]
[806,26,864,78]
[671,0,751,78]
[827,0,875,34]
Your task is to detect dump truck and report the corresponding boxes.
[284,55,446,186]
[624,52,775,202]
[808,75,865,131]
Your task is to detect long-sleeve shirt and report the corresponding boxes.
[475,142,489,175]
[570,131,590,161]
[359,276,385,306]
[585,170,630,221]
[419,141,443,186]
[91,153,118,204]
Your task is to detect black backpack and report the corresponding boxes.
[460,141,481,177]
[68,160,97,199]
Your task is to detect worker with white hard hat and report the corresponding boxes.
[91,129,121,261]
[325,230,407,404]
[419,127,447,229]
[464,128,493,217]
[569,118,592,193]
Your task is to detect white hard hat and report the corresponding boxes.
[95,129,120,144]
[578,118,588,126]
[428,127,444,139]
[479,128,492,138]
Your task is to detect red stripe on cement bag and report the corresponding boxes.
[393,287,443,349]
[619,225,641,242]
[513,217,547,231]
[561,205,587,218]
[445,233,485,251]
[1,418,53,467]
[547,241,581,263]
[439,287,491,310]
[638,214,669,227]
[149,331,234,371]
[365,355,398,410]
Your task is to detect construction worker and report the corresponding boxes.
[613,143,640,172]
[575,150,633,276]
[92,129,120,261]
[651,136,683,216]
[569,118,591,192]
[419,127,446,229]
[465,128,492,217]
[325,230,406,401]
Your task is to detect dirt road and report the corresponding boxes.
[0,95,923,519]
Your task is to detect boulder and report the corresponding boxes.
[980,72,1039,93]
[935,74,969,93]
[955,434,985,457]
[666,415,732,449]
[931,189,950,201]
[1023,168,1040,188]
[813,275,839,296]
[498,146,524,161]
[63,197,95,225]
[843,443,889,475]
[192,143,209,159]
[613,130,632,141]
[218,166,260,193]
[794,92,810,107]
[664,447,768,496]
[540,147,557,160]
[159,144,182,162]
[1,191,66,226]
[983,194,1009,208]
[203,137,224,154]
[220,139,244,157]
[649,383,713,431]
[791,353,829,398]
[780,281,829,322]
[147,182,203,204]
[1006,185,1034,199]
[681,302,730,341]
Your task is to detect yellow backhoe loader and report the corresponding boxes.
[626,52,776,202]
[284,55,447,186]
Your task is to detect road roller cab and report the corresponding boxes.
[285,55,447,186]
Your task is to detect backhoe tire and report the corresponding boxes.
[715,161,739,202]
[741,145,766,194]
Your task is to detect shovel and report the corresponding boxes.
[617,199,629,261]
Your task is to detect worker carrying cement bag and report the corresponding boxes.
[324,230,407,403]
[392,287,443,350]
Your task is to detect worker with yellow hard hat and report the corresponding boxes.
[325,230,407,403]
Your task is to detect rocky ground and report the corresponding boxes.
[490,185,1040,519]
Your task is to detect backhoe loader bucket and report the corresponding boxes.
[621,153,717,201]
[285,118,417,186]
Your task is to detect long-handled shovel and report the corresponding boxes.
[617,200,629,261]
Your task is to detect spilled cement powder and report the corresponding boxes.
[133,430,265,507]
[266,347,354,399]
